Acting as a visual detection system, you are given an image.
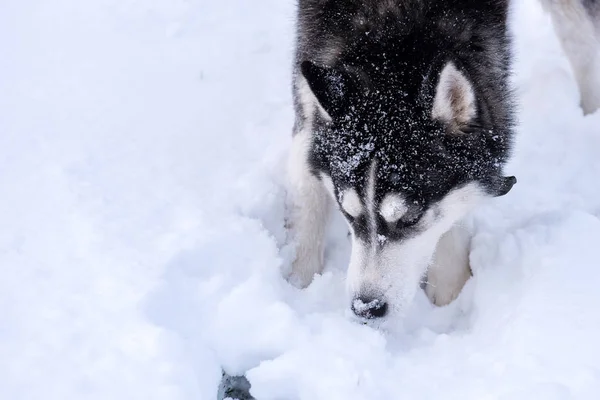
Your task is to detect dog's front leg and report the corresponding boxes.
[541,0,600,114]
[425,224,472,306]
[285,128,331,289]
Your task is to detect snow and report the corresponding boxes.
[2,0,600,399]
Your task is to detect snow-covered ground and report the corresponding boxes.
[2,0,600,399]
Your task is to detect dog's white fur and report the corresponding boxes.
[341,188,363,218]
[286,78,331,288]
[542,0,600,114]
[286,128,330,289]
[425,223,472,306]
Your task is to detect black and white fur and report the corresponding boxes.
[285,0,598,321]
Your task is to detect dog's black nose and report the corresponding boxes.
[351,296,388,319]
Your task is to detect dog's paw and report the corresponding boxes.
[285,248,323,289]
[286,269,314,289]
[425,279,462,307]
[425,264,471,306]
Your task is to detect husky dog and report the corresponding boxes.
[285,0,598,321]
[542,0,600,114]
[285,0,518,320]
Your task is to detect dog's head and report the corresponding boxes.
[300,59,515,319]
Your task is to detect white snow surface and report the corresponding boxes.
[2,1,600,399]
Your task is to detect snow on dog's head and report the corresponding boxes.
[301,58,516,318]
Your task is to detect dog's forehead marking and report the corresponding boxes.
[341,188,363,217]
[366,161,378,246]
[379,194,408,223]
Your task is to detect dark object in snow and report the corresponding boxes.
[217,371,254,400]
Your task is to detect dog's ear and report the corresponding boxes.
[432,62,477,131]
[489,175,516,197]
[301,61,355,120]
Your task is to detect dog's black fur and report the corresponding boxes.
[292,0,516,239]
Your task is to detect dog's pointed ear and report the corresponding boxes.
[490,175,516,197]
[432,62,477,130]
[301,61,355,120]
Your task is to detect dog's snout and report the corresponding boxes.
[351,296,388,319]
